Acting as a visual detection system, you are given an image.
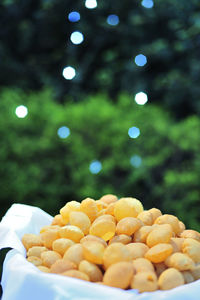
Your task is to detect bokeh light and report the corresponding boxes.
[130,155,142,168]
[107,15,119,26]
[68,11,80,22]
[62,66,76,80]
[134,54,147,67]
[141,0,154,9]
[57,126,70,139]
[15,105,28,118]
[85,0,97,9]
[70,31,84,45]
[135,92,148,105]
[89,160,102,174]
[128,127,140,139]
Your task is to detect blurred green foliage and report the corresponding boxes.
[0,0,200,117]
[0,89,199,229]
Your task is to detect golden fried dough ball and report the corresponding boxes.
[103,262,134,289]
[79,260,103,282]
[158,268,184,290]
[131,271,158,292]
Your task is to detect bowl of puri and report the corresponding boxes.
[22,195,200,293]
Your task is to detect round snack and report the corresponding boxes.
[59,225,84,243]
[41,251,62,268]
[80,235,107,248]
[50,259,77,274]
[137,211,153,226]
[109,234,132,245]
[79,260,103,282]
[116,217,142,236]
[146,224,173,248]
[126,243,149,260]
[27,256,42,267]
[182,238,200,263]
[92,214,116,225]
[51,214,65,226]
[27,246,48,258]
[132,258,155,273]
[133,226,152,243]
[22,234,43,250]
[131,271,158,292]
[191,265,200,280]
[40,228,60,249]
[80,198,98,222]
[100,194,118,205]
[180,230,200,242]
[145,243,173,263]
[82,241,105,264]
[154,214,181,235]
[165,253,195,271]
[89,219,116,241]
[158,268,184,290]
[104,202,116,216]
[52,238,75,256]
[60,201,81,223]
[62,270,90,281]
[114,197,143,221]
[103,243,131,269]
[148,208,162,222]
[103,262,134,289]
[69,211,91,235]
[63,243,84,266]
[179,221,186,233]
[37,266,50,273]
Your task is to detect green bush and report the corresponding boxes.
[0,89,199,230]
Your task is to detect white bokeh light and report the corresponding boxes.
[70,31,84,45]
[57,126,70,139]
[134,54,147,67]
[89,160,102,174]
[128,127,140,139]
[135,92,148,105]
[85,0,97,9]
[130,155,142,168]
[15,105,28,118]
[141,0,154,9]
[62,66,76,80]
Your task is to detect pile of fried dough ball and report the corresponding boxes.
[22,195,200,292]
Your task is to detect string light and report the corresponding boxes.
[141,0,154,9]
[15,105,28,118]
[130,155,142,167]
[89,160,102,174]
[135,92,148,105]
[62,66,76,80]
[128,127,140,139]
[134,54,147,67]
[68,11,80,22]
[85,0,97,9]
[70,31,84,45]
[57,126,70,139]
[107,15,119,26]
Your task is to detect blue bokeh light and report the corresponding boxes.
[57,126,70,139]
[70,31,84,45]
[134,54,147,67]
[68,11,80,22]
[141,0,154,9]
[89,160,102,174]
[62,66,76,80]
[107,15,119,26]
[128,127,140,139]
[130,155,142,168]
